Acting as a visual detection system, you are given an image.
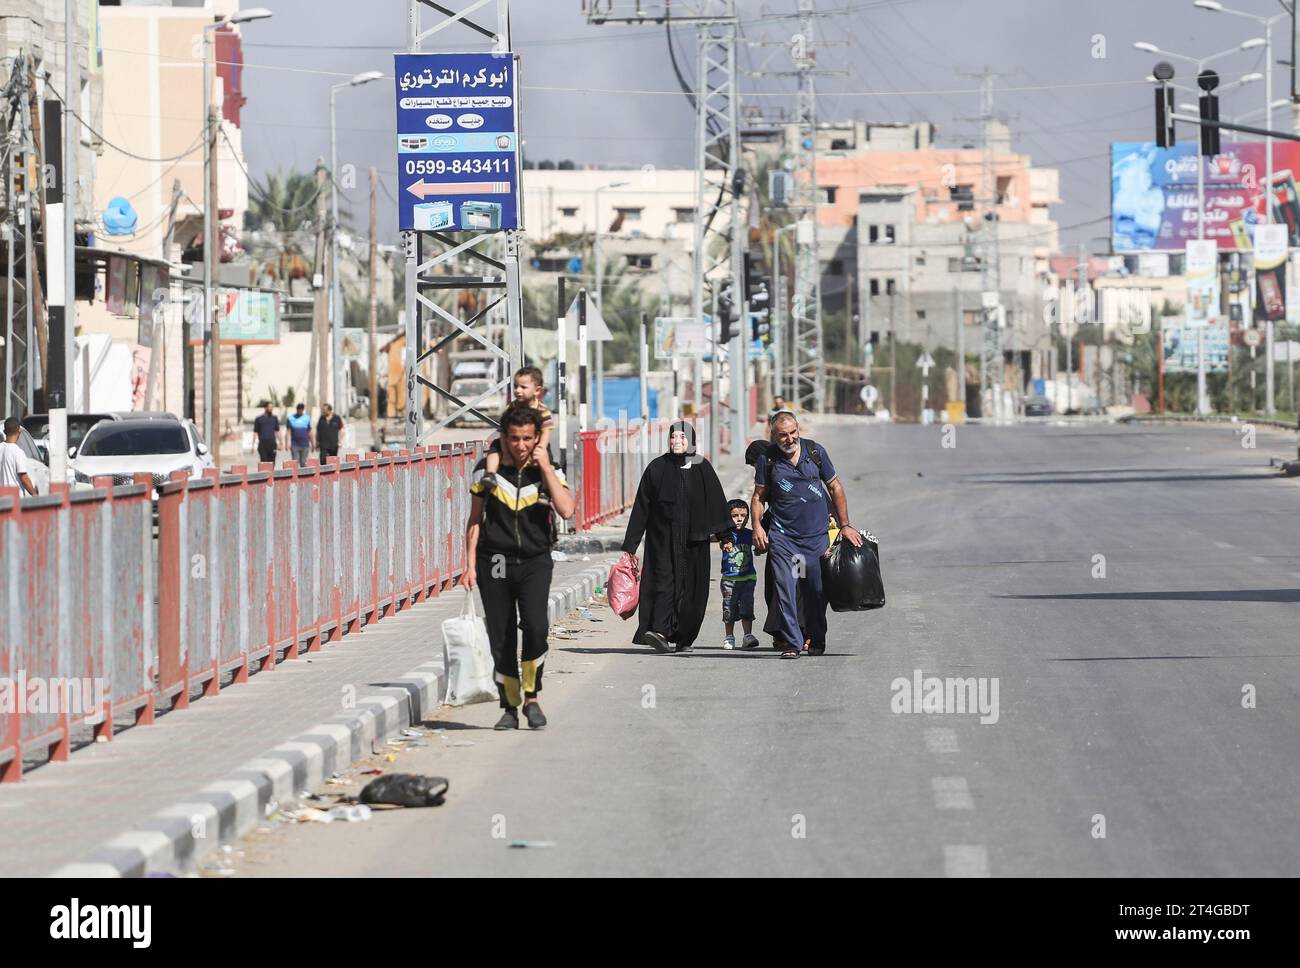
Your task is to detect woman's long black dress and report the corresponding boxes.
[622,451,730,649]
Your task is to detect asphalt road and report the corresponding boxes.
[228,418,1300,877]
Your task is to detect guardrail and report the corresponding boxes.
[1,478,154,783]
[1,444,480,783]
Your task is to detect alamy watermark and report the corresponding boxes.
[890,669,1000,725]
[0,673,108,725]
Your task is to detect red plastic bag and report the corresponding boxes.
[608,553,641,620]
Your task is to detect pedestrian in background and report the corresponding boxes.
[287,402,312,465]
[621,421,730,654]
[253,401,280,466]
[317,403,343,461]
[0,417,37,496]
[463,403,574,730]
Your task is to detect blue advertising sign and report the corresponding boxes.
[393,52,521,232]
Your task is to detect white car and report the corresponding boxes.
[70,414,215,497]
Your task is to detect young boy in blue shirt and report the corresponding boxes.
[719,499,759,650]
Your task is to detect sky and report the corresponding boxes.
[237,0,1296,250]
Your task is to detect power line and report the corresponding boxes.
[45,83,205,162]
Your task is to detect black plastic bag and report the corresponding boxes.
[821,532,885,612]
[359,773,449,807]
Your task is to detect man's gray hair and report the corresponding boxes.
[770,409,798,428]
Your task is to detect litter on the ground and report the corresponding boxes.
[401,728,424,737]
[359,773,450,808]
[360,767,384,775]
[551,550,568,561]
[385,753,398,763]
[328,804,373,823]
[507,840,556,849]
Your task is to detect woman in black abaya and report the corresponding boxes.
[621,421,731,653]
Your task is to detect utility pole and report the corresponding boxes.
[207,69,222,462]
[958,67,1013,420]
[311,157,329,412]
[368,166,379,444]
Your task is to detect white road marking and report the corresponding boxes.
[944,845,990,877]
[1214,541,1234,549]
[932,776,975,810]
[923,727,959,755]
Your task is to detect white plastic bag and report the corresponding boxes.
[441,589,497,706]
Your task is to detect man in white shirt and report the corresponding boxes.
[1,417,38,496]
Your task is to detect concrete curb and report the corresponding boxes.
[50,559,617,879]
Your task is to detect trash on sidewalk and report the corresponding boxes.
[579,607,595,621]
[507,840,556,849]
[551,549,568,561]
[401,727,425,737]
[328,804,373,823]
[359,773,450,808]
[359,767,384,775]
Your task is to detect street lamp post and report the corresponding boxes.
[1136,37,1261,416]
[1197,1,1291,415]
[203,8,271,464]
[592,180,628,423]
[330,70,385,419]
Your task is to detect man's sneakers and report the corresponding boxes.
[522,701,547,729]
[495,704,546,730]
[722,635,737,650]
[741,634,760,650]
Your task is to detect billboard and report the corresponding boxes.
[1184,239,1219,329]
[1112,141,1300,252]
[393,52,521,233]
[653,317,708,359]
[1162,318,1229,373]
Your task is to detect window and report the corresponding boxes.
[915,254,926,266]
[673,207,695,223]
[830,138,851,151]
[615,207,643,221]
[626,254,653,271]
[820,186,838,204]
[950,184,975,211]
[996,175,1013,205]
[869,279,880,296]
[884,225,896,244]
[886,279,897,295]
[559,206,578,217]
[916,310,927,320]
[868,224,895,244]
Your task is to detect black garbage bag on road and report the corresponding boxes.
[821,532,885,612]
[359,773,449,807]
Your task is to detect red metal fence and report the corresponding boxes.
[0,443,479,783]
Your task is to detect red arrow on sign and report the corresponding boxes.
[406,178,511,198]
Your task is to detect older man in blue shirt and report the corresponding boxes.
[752,412,864,658]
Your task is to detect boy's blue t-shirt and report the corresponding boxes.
[287,413,312,448]
[721,527,757,581]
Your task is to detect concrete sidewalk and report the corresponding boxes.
[0,554,616,877]
[3,432,756,878]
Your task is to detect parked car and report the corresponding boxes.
[69,414,214,497]
[1024,396,1054,418]
[447,377,503,426]
[22,412,120,471]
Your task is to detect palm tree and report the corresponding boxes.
[242,167,326,283]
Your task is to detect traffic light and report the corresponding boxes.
[717,279,742,342]
[743,253,771,342]
[1197,69,1220,157]
[1153,61,1176,148]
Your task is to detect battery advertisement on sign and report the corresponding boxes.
[393,52,521,232]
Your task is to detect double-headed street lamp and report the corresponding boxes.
[330,70,386,415]
[592,180,628,420]
[1196,0,1291,416]
[204,7,272,464]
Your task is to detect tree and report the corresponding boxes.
[242,167,326,283]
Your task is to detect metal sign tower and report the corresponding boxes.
[790,0,827,413]
[582,1,744,450]
[403,0,523,446]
